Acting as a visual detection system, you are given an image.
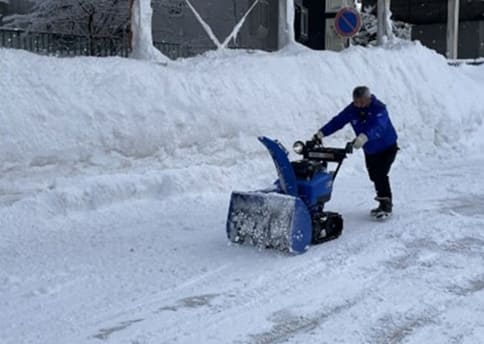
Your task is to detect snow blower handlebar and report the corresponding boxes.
[292,138,353,180]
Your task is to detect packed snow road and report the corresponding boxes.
[1,153,483,344]
[1,43,483,344]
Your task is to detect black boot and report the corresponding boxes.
[370,197,392,218]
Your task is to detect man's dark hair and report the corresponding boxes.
[353,86,371,99]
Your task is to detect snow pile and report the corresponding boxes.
[460,62,484,84]
[1,42,483,170]
[0,42,483,216]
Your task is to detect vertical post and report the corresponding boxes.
[278,0,287,48]
[447,0,460,59]
[384,0,393,41]
[278,0,295,49]
[377,0,385,45]
[286,0,295,44]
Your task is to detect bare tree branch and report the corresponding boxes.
[4,0,129,39]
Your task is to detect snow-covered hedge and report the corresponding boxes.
[352,6,412,47]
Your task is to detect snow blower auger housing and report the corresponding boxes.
[226,136,353,254]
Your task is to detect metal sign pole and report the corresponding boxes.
[447,0,460,59]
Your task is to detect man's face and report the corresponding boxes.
[353,96,371,109]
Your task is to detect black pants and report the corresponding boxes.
[364,144,398,199]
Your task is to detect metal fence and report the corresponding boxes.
[0,28,212,59]
[0,28,129,57]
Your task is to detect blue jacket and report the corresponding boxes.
[320,95,398,155]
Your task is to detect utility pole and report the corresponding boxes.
[447,0,460,59]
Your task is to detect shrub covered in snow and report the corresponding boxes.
[3,0,128,39]
[352,6,412,46]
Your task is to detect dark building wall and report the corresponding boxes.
[362,0,484,23]
[3,0,281,53]
[481,21,484,57]
[413,21,483,58]
[459,21,483,58]
[300,0,326,50]
[152,0,280,51]
[238,0,279,51]
[362,0,484,58]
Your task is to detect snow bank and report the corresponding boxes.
[0,43,483,189]
[2,43,484,344]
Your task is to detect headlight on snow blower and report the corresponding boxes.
[293,141,305,154]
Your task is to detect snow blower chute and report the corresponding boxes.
[226,136,353,254]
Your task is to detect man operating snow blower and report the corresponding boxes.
[314,86,398,219]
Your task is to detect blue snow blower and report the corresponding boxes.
[226,136,353,254]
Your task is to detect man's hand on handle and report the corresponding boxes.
[313,131,324,144]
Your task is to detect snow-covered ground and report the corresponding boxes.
[1,42,483,344]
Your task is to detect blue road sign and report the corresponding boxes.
[334,7,362,38]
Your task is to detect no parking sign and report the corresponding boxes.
[334,7,362,38]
